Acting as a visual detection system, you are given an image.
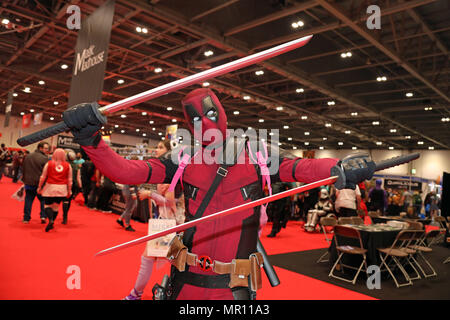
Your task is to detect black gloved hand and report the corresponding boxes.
[330,152,376,190]
[62,102,107,147]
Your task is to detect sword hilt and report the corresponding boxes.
[17,121,69,146]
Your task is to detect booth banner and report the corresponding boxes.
[3,91,13,128]
[67,0,115,107]
[57,135,80,150]
[166,124,178,141]
[22,114,32,129]
[33,112,43,126]
[384,178,422,191]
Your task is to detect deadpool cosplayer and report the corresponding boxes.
[62,88,376,300]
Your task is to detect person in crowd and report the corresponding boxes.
[21,142,49,224]
[124,140,185,300]
[73,152,85,168]
[37,148,72,232]
[368,179,387,214]
[304,188,334,232]
[80,156,95,206]
[116,156,139,232]
[299,187,320,225]
[62,151,82,225]
[387,189,403,216]
[12,150,24,183]
[0,143,12,181]
[87,165,101,209]
[402,189,414,214]
[412,190,423,216]
[96,174,116,213]
[334,183,361,217]
[267,182,294,238]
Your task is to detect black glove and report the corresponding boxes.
[62,102,107,147]
[330,152,376,190]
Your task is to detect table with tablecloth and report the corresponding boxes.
[371,216,431,226]
[329,224,403,266]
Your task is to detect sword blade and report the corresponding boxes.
[100,35,313,115]
[95,175,337,257]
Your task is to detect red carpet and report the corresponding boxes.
[0,177,375,300]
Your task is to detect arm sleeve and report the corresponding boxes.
[38,163,49,189]
[275,157,338,183]
[67,165,73,190]
[82,139,175,185]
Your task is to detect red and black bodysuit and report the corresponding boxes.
[82,88,338,300]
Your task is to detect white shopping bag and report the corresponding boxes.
[11,184,25,202]
[145,218,176,257]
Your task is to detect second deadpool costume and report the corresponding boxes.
[62,88,375,300]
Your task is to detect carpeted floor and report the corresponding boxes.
[1,177,448,300]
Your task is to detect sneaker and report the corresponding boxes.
[45,222,54,232]
[125,225,135,232]
[22,220,30,224]
[116,219,124,227]
[123,288,142,300]
[101,210,112,213]
[41,218,46,224]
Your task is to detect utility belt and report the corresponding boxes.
[166,235,264,292]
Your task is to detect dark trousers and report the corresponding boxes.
[338,207,357,217]
[87,181,99,208]
[96,187,115,211]
[270,203,289,234]
[12,166,21,183]
[23,185,46,221]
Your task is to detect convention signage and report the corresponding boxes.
[67,0,115,107]
[384,178,422,191]
[57,135,80,150]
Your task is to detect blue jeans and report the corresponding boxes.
[23,185,46,221]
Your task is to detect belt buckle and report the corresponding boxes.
[198,255,213,272]
[217,167,228,177]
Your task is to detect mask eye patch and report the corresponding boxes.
[202,96,219,123]
[184,103,202,124]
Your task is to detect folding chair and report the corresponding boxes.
[338,217,354,225]
[316,216,337,263]
[407,229,440,278]
[434,216,448,243]
[329,226,368,285]
[405,220,423,230]
[377,230,417,288]
[351,216,364,225]
[444,256,450,264]
[399,230,424,281]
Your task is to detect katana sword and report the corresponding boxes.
[94,152,419,257]
[16,35,313,147]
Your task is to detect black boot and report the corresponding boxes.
[45,208,54,232]
[62,201,70,224]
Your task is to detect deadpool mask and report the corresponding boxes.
[182,88,227,146]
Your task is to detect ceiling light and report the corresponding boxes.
[114,124,119,128]
[204,50,214,57]
[441,117,450,122]
[319,146,324,150]
[352,146,357,150]
[53,101,59,105]
[376,76,387,82]
[327,101,335,106]
[338,142,343,146]
[325,123,332,127]
[120,114,127,118]
[340,52,352,58]
[172,119,177,123]
[293,146,297,150]
[50,117,54,121]
[304,142,309,146]
[428,146,434,150]
[276,106,283,111]
[255,70,264,76]
[233,111,239,115]
[140,112,147,116]
[243,95,251,100]
[424,107,433,111]
[405,135,411,139]
[29,109,34,113]
[152,128,156,131]
[248,127,252,130]
[149,120,154,124]
[141,28,148,34]
[20,112,25,116]
[61,64,68,69]
[121,130,125,133]
[283,125,289,129]
[389,147,394,150]
[351,112,358,116]
[13,93,18,97]
[376,141,382,145]
[405,92,413,97]
[288,137,293,141]
[38,80,45,85]
[304,132,310,135]
[372,121,380,125]
[301,115,308,120]
[345,130,351,134]
[167,107,173,111]
[117,79,125,84]
[291,20,304,29]
[202,82,210,87]
[417,141,424,145]
[23,87,31,93]
[136,26,142,33]
[390,129,397,133]
[142,133,147,137]
[259,119,264,123]
[158,132,163,136]
[154,67,163,73]
[296,88,304,93]
[322,137,327,141]
[136,128,140,132]
[278,143,282,146]
[2,18,10,25]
